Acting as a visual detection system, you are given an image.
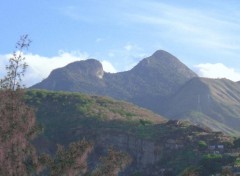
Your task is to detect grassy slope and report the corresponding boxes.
[25,90,166,144]
[25,90,237,175]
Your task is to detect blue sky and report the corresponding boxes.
[1,0,240,86]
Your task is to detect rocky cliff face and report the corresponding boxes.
[91,133,164,176]
[96,133,159,166]
[64,59,104,79]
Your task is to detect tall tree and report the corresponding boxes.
[0,34,30,90]
[0,35,39,175]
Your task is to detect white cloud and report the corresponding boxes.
[194,63,240,82]
[101,60,117,73]
[0,51,89,87]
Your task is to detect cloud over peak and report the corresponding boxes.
[194,63,240,82]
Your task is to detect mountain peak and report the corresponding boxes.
[66,59,104,79]
[149,50,182,64]
[152,50,172,57]
[134,50,197,79]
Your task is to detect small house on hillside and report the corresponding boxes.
[208,144,224,150]
[208,144,225,154]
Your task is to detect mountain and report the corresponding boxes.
[32,50,197,112]
[161,77,240,136]
[31,50,240,136]
[25,90,235,176]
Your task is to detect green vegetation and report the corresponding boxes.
[24,89,240,175]
[25,89,166,142]
[235,157,240,167]
[198,140,208,150]
[199,154,235,175]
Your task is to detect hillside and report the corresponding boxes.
[161,77,240,136]
[25,90,239,175]
[25,89,166,148]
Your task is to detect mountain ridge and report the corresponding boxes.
[31,50,240,136]
[32,49,197,99]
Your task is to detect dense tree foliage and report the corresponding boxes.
[37,140,93,176]
[234,138,240,148]
[91,148,132,176]
[180,166,200,176]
